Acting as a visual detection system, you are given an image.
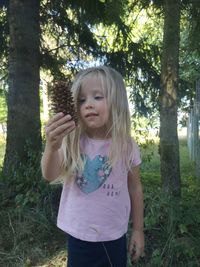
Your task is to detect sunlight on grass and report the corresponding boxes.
[36,250,67,267]
[0,134,6,167]
[140,128,194,177]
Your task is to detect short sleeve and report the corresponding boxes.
[130,140,142,167]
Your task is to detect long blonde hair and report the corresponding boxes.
[59,66,135,181]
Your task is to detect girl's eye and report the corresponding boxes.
[95,96,104,100]
[78,99,85,104]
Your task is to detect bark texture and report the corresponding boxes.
[160,0,181,196]
[3,0,41,175]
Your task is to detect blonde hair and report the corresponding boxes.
[59,66,135,181]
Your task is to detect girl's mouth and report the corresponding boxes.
[85,113,98,118]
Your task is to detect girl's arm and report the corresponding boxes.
[41,113,76,182]
[128,165,144,262]
[41,145,63,182]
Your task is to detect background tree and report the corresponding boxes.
[160,0,181,195]
[3,0,41,176]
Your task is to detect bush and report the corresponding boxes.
[0,149,66,267]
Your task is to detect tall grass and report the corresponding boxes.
[0,135,67,267]
[136,138,200,267]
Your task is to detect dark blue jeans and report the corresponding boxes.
[67,234,127,267]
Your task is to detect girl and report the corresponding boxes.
[41,66,144,267]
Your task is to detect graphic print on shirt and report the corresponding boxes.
[102,183,121,197]
[76,154,112,194]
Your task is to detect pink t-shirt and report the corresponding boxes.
[57,135,141,242]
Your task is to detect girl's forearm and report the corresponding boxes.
[41,145,63,182]
[130,186,144,231]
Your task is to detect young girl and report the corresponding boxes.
[41,66,144,267]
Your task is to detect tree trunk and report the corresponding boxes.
[160,0,181,196]
[3,0,41,176]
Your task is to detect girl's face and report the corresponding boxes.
[78,75,110,139]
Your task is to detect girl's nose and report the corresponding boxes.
[85,98,94,109]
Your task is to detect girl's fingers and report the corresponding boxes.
[45,114,73,134]
[46,113,72,127]
[48,121,75,139]
[59,124,76,138]
[44,113,76,151]
[47,112,64,126]
[53,121,75,137]
[131,246,144,262]
[44,113,76,152]
[46,123,76,151]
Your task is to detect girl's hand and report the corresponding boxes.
[45,112,76,152]
[128,230,144,263]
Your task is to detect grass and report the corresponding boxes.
[0,208,67,267]
[139,137,200,267]
[0,134,200,266]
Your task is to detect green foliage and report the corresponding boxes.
[0,207,66,267]
[0,146,65,266]
[132,138,200,267]
[0,7,8,76]
[1,0,198,118]
[0,134,5,166]
[0,85,7,124]
[186,0,200,54]
[1,146,56,213]
[40,0,128,78]
[137,188,200,267]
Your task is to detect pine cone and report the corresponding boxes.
[50,80,78,124]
